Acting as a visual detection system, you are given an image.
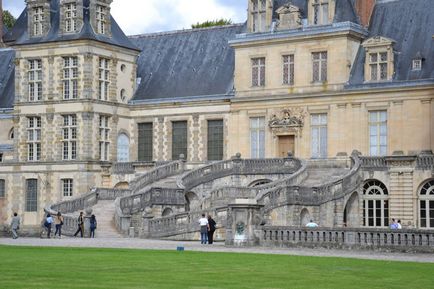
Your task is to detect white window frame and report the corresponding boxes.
[33,6,44,36]
[99,115,110,161]
[65,2,78,33]
[250,117,265,158]
[251,57,265,87]
[62,179,73,197]
[412,59,422,71]
[251,0,267,32]
[369,52,389,81]
[28,59,42,101]
[282,54,294,86]
[99,58,110,100]
[117,133,130,163]
[311,114,327,159]
[312,0,329,25]
[62,115,77,160]
[96,5,107,34]
[63,57,79,100]
[369,111,387,156]
[27,117,41,161]
[312,51,327,82]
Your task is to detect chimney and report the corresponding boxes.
[355,0,376,27]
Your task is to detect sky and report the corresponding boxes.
[3,0,247,35]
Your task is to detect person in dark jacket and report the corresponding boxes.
[74,212,84,237]
[207,215,217,244]
[89,214,97,238]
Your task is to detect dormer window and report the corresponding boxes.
[250,0,267,32]
[96,5,107,34]
[310,0,331,25]
[362,36,395,82]
[412,59,422,71]
[33,7,44,36]
[65,3,78,33]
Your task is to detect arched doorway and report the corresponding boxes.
[162,208,173,217]
[117,133,130,162]
[185,192,199,212]
[114,182,129,190]
[343,192,359,227]
[300,208,310,226]
[248,179,272,187]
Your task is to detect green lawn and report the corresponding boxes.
[0,246,433,289]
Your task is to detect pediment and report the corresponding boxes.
[276,4,300,15]
[362,36,395,48]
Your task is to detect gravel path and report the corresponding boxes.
[1,237,434,263]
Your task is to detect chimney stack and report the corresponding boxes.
[355,0,376,28]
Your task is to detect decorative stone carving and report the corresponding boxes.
[269,107,306,137]
[276,4,302,30]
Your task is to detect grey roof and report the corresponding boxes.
[3,0,138,51]
[0,48,15,109]
[349,0,434,86]
[130,24,245,101]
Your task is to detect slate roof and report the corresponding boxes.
[348,0,434,86]
[129,24,245,102]
[3,0,138,51]
[0,48,15,109]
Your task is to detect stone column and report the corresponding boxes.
[225,199,263,247]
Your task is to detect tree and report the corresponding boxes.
[191,19,233,29]
[3,10,16,30]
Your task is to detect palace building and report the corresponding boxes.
[0,0,434,240]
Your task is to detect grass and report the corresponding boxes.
[0,246,433,289]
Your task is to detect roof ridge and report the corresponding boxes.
[128,23,244,39]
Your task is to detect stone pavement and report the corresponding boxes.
[1,237,434,263]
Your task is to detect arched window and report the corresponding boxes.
[9,128,14,140]
[117,133,129,162]
[362,180,389,227]
[420,180,434,229]
[248,179,272,187]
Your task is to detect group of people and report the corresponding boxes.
[198,214,217,244]
[10,211,97,239]
[390,218,402,230]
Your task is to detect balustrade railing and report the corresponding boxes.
[360,156,387,169]
[261,226,434,252]
[417,154,434,169]
[112,162,135,174]
[130,160,185,194]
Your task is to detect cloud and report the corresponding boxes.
[3,0,246,35]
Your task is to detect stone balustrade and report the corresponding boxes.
[417,154,434,169]
[130,160,185,194]
[112,162,135,174]
[260,226,434,252]
[180,155,303,191]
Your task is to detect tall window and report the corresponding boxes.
[27,117,41,161]
[26,179,38,212]
[420,180,434,229]
[312,52,327,82]
[0,179,5,198]
[252,57,265,87]
[362,180,389,228]
[138,123,153,162]
[172,121,188,160]
[28,59,42,101]
[283,55,294,85]
[62,115,77,160]
[369,111,387,156]
[99,58,110,100]
[117,133,129,162]
[369,52,388,81]
[311,114,327,158]
[63,57,78,100]
[33,7,44,36]
[96,5,107,34]
[251,0,266,32]
[250,117,265,158]
[62,179,73,197]
[207,120,224,161]
[312,0,329,25]
[65,2,77,32]
[99,116,110,161]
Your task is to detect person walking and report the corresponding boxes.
[45,214,54,238]
[89,214,97,238]
[198,214,209,244]
[10,213,20,239]
[74,212,84,238]
[207,215,216,244]
[54,212,64,238]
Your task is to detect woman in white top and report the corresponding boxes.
[198,214,209,244]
